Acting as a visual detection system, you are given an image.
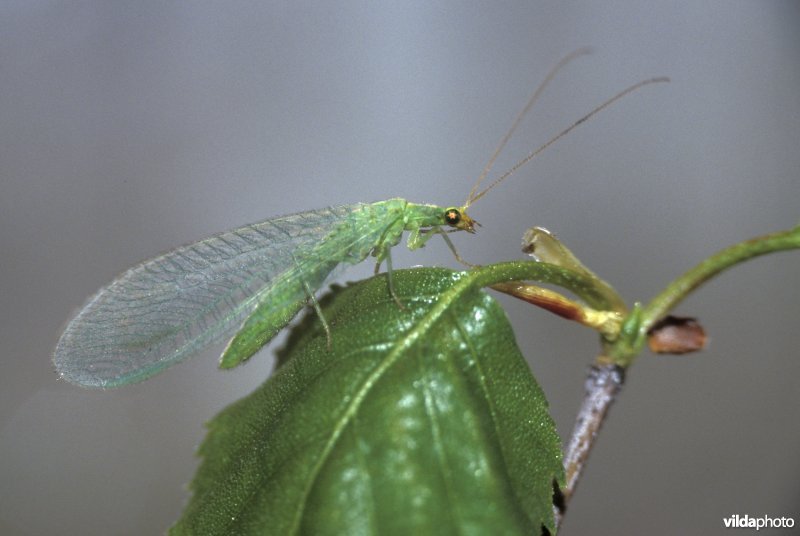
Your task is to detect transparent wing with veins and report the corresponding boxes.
[54,204,369,388]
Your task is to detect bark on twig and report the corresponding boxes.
[554,364,625,532]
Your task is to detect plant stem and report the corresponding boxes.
[553,363,625,532]
[553,224,799,531]
[608,225,800,366]
[641,225,800,333]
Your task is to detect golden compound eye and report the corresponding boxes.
[444,208,461,226]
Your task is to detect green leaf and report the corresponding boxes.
[172,267,563,535]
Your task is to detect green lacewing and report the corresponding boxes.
[54,49,667,388]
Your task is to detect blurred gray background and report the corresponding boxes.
[2,2,798,535]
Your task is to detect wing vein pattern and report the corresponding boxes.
[54,202,403,387]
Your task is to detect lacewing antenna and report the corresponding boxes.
[465,47,593,207]
[465,59,669,207]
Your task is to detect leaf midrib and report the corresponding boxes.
[288,271,474,534]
